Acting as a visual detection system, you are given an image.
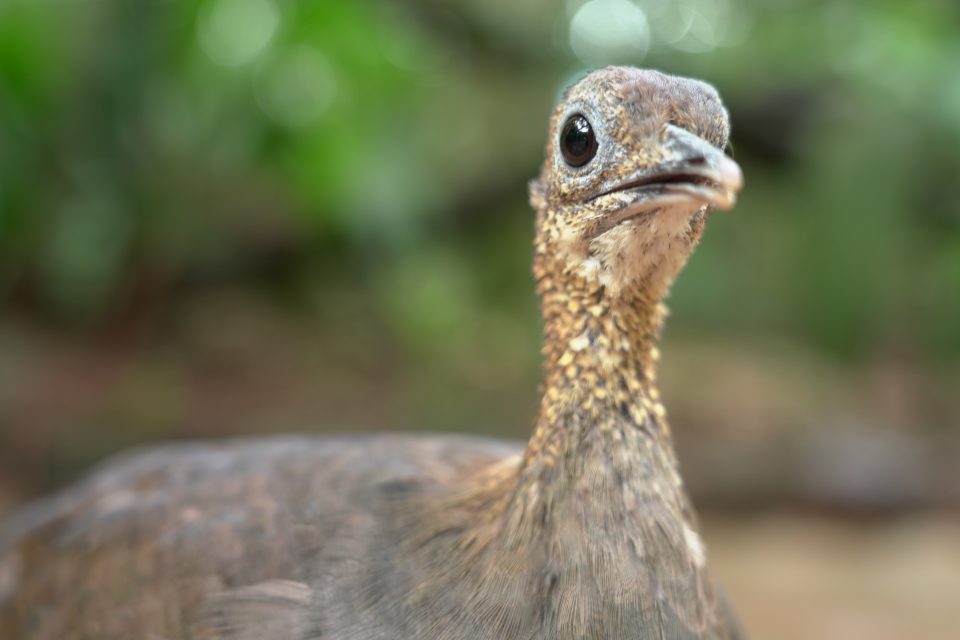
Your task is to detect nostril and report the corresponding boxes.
[687,156,707,166]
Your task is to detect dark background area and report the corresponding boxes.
[1,1,958,637]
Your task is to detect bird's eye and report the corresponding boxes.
[560,114,598,168]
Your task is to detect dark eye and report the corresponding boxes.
[560,114,598,167]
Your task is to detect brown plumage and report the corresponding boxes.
[0,66,744,640]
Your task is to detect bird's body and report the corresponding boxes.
[1,67,744,639]
[1,434,724,639]
[1,436,523,638]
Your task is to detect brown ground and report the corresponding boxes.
[706,514,960,640]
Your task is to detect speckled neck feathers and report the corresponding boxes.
[522,222,683,481]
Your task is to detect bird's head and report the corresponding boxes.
[530,67,743,302]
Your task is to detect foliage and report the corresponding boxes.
[0,0,958,361]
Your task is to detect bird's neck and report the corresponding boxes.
[397,242,705,623]
[527,243,670,443]
[513,248,689,518]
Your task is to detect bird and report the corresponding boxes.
[0,66,744,640]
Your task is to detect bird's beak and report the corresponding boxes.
[656,124,743,210]
[591,124,744,213]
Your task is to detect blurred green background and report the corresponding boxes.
[1,1,959,638]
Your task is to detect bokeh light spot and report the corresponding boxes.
[197,0,279,67]
[636,0,749,53]
[569,0,651,65]
[256,46,337,128]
